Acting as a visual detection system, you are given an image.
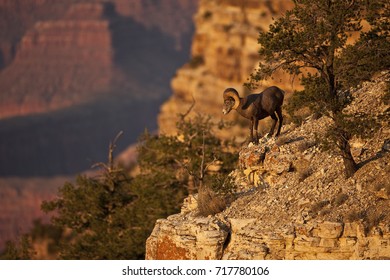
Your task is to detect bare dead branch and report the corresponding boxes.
[179,95,196,121]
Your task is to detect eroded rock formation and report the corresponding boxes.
[158,0,294,138]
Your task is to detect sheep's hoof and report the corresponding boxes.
[246,138,258,146]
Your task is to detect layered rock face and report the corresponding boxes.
[147,72,390,260]
[0,3,113,118]
[0,2,112,118]
[0,0,70,69]
[158,0,294,137]
[0,0,198,119]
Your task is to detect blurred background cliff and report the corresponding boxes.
[0,0,199,250]
[0,0,299,254]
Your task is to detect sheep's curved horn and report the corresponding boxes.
[223,88,240,110]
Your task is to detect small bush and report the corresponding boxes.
[197,186,228,217]
[346,210,367,222]
[333,193,349,207]
[310,200,330,215]
[383,85,390,105]
[275,135,290,146]
[298,167,313,182]
[297,140,316,153]
[1,235,35,260]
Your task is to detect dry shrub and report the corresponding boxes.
[298,167,313,182]
[275,135,290,146]
[197,186,228,217]
[346,210,367,222]
[319,209,331,216]
[346,209,385,235]
[294,158,313,182]
[310,200,330,215]
[297,140,316,153]
[372,182,390,196]
[333,193,349,206]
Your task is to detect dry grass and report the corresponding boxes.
[197,186,228,217]
[346,208,385,235]
[297,140,316,153]
[275,135,290,146]
[310,200,330,215]
[333,193,349,207]
[346,210,367,222]
[298,167,313,182]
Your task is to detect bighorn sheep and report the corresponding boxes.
[222,86,284,143]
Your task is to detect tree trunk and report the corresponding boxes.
[336,127,358,178]
[327,66,357,177]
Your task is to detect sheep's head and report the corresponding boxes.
[223,88,240,115]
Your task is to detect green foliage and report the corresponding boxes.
[137,114,238,217]
[138,114,238,192]
[319,112,380,152]
[337,0,390,88]
[247,0,364,94]
[248,0,388,177]
[40,114,238,259]
[1,235,35,260]
[41,172,140,259]
[285,74,329,124]
[249,0,387,108]
[30,219,64,255]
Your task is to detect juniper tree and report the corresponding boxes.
[41,115,237,259]
[248,0,388,177]
[41,133,144,259]
[137,114,237,195]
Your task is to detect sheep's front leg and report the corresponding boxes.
[269,113,278,136]
[249,118,254,143]
[254,118,259,144]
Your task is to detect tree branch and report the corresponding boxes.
[179,95,196,121]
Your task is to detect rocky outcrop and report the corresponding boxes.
[147,207,390,260]
[146,205,229,260]
[146,72,390,260]
[158,0,294,137]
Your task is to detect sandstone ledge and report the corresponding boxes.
[146,204,390,260]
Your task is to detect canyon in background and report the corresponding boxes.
[0,0,198,250]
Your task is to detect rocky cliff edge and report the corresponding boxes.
[146,72,390,260]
